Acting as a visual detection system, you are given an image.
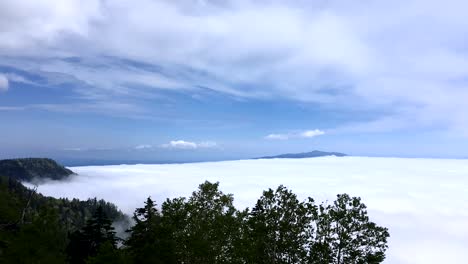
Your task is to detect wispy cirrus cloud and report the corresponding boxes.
[265,129,325,140]
[264,134,289,140]
[134,144,153,150]
[0,106,24,111]
[300,129,325,138]
[0,101,150,120]
[1,0,468,136]
[62,147,115,152]
[61,142,219,153]
[0,74,8,92]
[63,148,84,151]
[161,140,218,150]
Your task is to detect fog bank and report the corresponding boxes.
[32,157,468,264]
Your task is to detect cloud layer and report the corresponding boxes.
[265,129,325,140]
[0,74,8,91]
[1,0,468,134]
[29,156,468,264]
[161,140,218,149]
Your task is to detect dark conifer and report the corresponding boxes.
[67,206,118,264]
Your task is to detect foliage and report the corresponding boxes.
[0,176,127,264]
[0,175,389,264]
[1,208,68,264]
[125,197,175,263]
[311,194,389,264]
[0,176,127,231]
[123,181,389,264]
[86,241,128,264]
[67,206,119,264]
[0,158,75,181]
[245,185,316,263]
[161,181,244,264]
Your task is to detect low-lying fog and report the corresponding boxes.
[30,156,468,264]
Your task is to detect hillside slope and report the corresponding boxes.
[0,158,75,181]
[256,150,347,159]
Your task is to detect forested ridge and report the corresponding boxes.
[0,175,129,263]
[0,158,75,182]
[0,176,389,263]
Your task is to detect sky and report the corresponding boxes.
[28,156,468,264]
[1,0,468,162]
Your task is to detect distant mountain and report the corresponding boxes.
[0,158,75,182]
[255,150,347,159]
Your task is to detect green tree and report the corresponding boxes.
[86,241,128,264]
[161,181,243,264]
[310,194,389,264]
[0,176,126,263]
[67,206,118,264]
[245,185,316,264]
[1,208,67,264]
[125,197,176,264]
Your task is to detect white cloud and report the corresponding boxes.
[265,134,290,140]
[198,141,218,148]
[161,140,218,150]
[265,129,325,140]
[28,156,468,264]
[62,147,115,152]
[63,148,83,151]
[134,144,153,150]
[0,106,24,111]
[0,74,9,92]
[300,129,325,138]
[1,0,468,134]
[162,140,198,149]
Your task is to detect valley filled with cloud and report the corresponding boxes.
[30,156,468,264]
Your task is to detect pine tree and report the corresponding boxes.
[125,197,175,264]
[86,241,128,264]
[1,208,67,264]
[67,206,118,264]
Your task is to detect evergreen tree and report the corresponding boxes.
[67,206,118,264]
[86,241,128,264]
[1,208,67,264]
[125,197,176,264]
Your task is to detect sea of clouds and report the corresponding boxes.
[31,156,468,264]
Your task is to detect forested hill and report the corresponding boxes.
[0,176,128,233]
[0,175,129,263]
[0,158,75,181]
[256,150,347,159]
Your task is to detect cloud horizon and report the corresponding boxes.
[265,129,325,140]
[29,156,468,264]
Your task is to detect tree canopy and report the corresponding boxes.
[124,181,389,264]
[0,176,389,264]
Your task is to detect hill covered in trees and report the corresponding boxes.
[0,158,75,182]
[256,150,347,159]
[0,175,129,263]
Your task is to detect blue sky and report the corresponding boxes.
[1,0,468,162]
